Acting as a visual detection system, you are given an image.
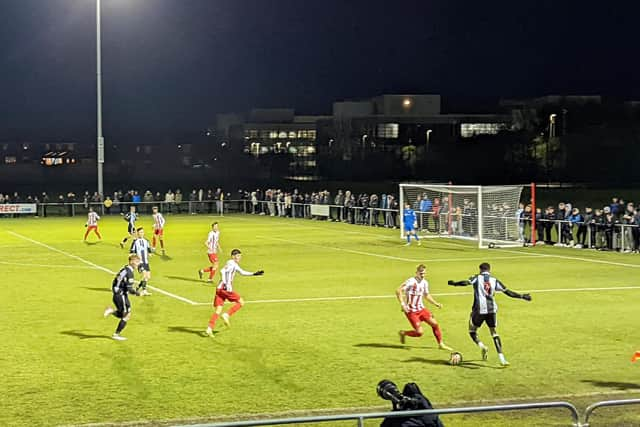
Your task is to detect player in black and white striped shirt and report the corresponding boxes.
[448,262,532,366]
[103,254,141,340]
[130,227,154,296]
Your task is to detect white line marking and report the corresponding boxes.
[0,260,96,270]
[7,231,197,305]
[498,248,640,268]
[192,286,640,305]
[260,236,536,263]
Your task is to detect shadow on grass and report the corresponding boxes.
[165,275,204,284]
[82,287,110,293]
[404,356,500,370]
[61,330,111,340]
[581,380,640,391]
[354,343,424,350]
[168,325,216,337]
[83,241,101,246]
[157,254,173,261]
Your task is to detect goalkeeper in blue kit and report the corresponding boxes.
[403,202,421,246]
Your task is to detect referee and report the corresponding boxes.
[104,254,141,341]
[448,262,531,366]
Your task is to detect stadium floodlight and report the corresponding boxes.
[96,0,105,198]
[399,183,527,248]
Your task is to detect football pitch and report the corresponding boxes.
[2,214,640,427]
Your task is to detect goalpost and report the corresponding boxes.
[399,183,526,248]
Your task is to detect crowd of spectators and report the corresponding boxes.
[523,197,640,252]
[236,188,402,228]
[3,188,640,252]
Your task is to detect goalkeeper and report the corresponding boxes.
[448,262,531,366]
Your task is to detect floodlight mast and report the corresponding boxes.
[96,0,105,198]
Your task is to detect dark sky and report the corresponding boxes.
[0,0,638,140]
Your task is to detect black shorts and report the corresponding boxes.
[470,312,497,328]
[138,263,150,273]
[128,224,136,234]
[113,293,131,315]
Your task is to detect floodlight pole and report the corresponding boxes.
[96,0,105,198]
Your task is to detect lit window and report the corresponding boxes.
[5,156,16,164]
[308,130,316,140]
[269,131,278,139]
[377,123,399,139]
[278,131,287,139]
[460,123,506,138]
[288,131,296,139]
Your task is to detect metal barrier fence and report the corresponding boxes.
[4,200,640,252]
[175,398,640,427]
[583,398,640,426]
[179,401,581,427]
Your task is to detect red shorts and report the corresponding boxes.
[87,225,98,231]
[405,308,433,329]
[214,289,241,306]
[154,228,164,236]
[207,253,218,264]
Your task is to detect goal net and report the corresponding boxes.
[399,183,525,248]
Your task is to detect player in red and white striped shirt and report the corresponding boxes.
[396,264,452,350]
[83,207,102,241]
[205,248,264,336]
[151,206,166,255]
[198,222,222,282]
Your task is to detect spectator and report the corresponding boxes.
[544,206,556,245]
[370,193,379,226]
[206,189,214,214]
[175,189,183,213]
[420,195,432,231]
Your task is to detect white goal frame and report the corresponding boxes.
[399,183,525,248]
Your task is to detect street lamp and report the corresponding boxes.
[546,114,557,181]
[425,129,433,153]
[361,134,368,149]
[96,0,105,198]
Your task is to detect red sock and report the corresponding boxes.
[95,229,102,239]
[160,240,164,249]
[152,236,157,247]
[203,267,212,273]
[208,313,219,328]
[84,229,90,240]
[228,303,242,316]
[405,330,422,338]
[208,269,217,280]
[432,325,443,343]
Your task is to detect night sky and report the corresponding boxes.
[0,0,638,140]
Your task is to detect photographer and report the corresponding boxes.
[378,380,444,427]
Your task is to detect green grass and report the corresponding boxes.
[1,214,640,427]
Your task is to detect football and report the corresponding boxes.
[449,352,463,366]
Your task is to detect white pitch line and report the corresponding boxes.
[0,260,96,270]
[7,231,197,305]
[192,285,640,305]
[498,248,640,269]
[260,236,537,263]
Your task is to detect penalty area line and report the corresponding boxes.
[259,236,535,263]
[192,285,640,305]
[7,231,197,305]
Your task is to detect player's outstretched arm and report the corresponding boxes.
[425,293,443,309]
[448,279,471,286]
[504,288,532,301]
[126,279,140,295]
[395,284,409,312]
